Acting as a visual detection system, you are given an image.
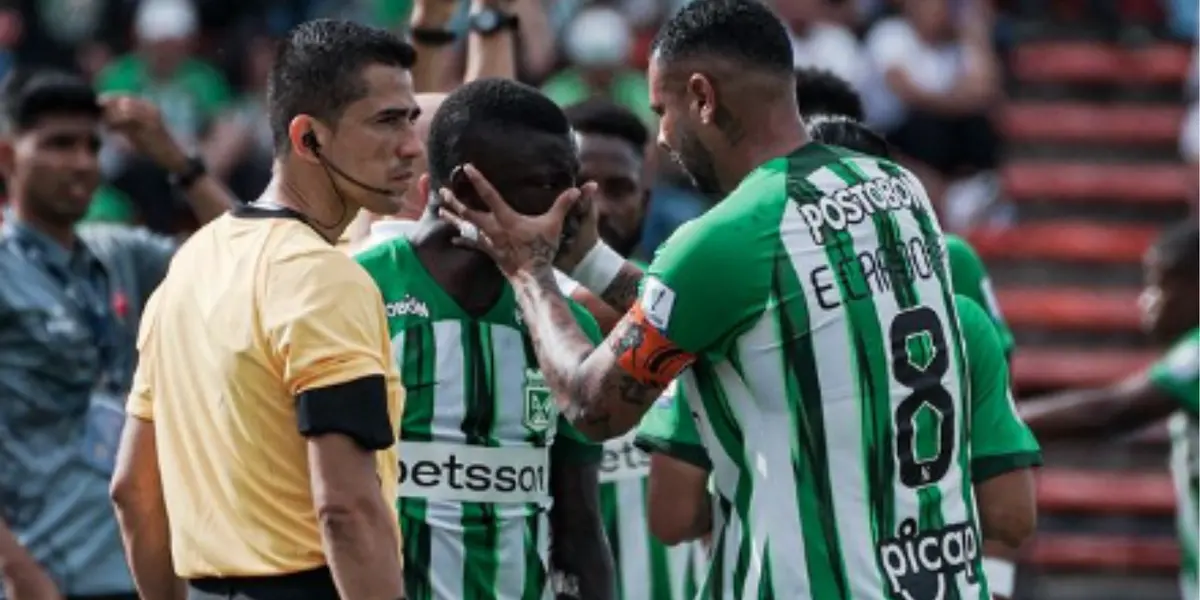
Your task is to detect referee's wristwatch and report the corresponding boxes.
[468,7,519,37]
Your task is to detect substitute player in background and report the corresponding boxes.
[556,98,706,600]
[1022,222,1199,600]
[357,78,612,600]
[436,0,1037,597]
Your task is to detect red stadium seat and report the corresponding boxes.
[1013,42,1192,85]
[1011,348,1158,390]
[1000,103,1185,145]
[966,222,1158,264]
[1037,468,1176,516]
[997,288,1142,332]
[1002,163,1192,205]
[1024,535,1180,572]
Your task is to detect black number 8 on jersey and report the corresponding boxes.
[889,306,955,489]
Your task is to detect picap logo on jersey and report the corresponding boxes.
[385,295,430,319]
[522,368,555,434]
[876,518,979,600]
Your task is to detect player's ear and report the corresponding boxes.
[687,73,716,125]
[287,115,321,164]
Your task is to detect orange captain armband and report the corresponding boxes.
[614,303,696,387]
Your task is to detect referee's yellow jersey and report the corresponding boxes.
[127,204,404,578]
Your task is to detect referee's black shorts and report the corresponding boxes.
[186,566,339,600]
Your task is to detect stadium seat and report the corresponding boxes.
[1003,163,1192,205]
[1000,103,1185,145]
[966,222,1158,264]
[1011,348,1157,390]
[1013,42,1192,85]
[1037,468,1176,516]
[997,288,1141,331]
[1025,535,1180,572]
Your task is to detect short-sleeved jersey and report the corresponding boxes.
[945,235,1014,359]
[1148,328,1199,599]
[127,206,403,578]
[634,293,1040,598]
[630,144,992,599]
[356,239,602,600]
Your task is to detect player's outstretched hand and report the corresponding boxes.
[437,163,587,277]
[553,183,601,273]
[99,94,190,173]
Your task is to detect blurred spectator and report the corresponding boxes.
[776,0,869,91]
[1165,0,1198,41]
[541,5,654,125]
[1182,47,1198,214]
[11,0,131,76]
[215,33,275,201]
[863,0,1002,229]
[95,0,237,233]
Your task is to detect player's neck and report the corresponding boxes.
[411,220,507,317]
[718,110,809,194]
[265,167,354,244]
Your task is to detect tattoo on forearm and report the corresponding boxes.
[598,265,644,312]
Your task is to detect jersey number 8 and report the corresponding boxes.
[889,306,954,489]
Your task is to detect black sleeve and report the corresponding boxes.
[295,374,395,451]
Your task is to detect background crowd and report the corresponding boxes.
[0,0,1196,598]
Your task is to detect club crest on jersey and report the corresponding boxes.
[522,368,555,434]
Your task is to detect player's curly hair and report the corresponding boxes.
[1153,221,1199,280]
[806,114,892,160]
[794,67,865,122]
[426,78,577,191]
[651,0,793,76]
[564,99,649,155]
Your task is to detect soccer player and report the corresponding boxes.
[436,0,1037,597]
[555,98,705,600]
[1021,222,1198,600]
[110,19,416,599]
[355,78,612,600]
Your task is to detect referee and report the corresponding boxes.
[109,19,421,600]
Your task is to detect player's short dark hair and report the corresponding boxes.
[0,69,100,133]
[651,0,793,76]
[807,114,892,159]
[267,18,416,154]
[1153,221,1199,280]
[426,78,576,191]
[564,99,649,155]
[794,67,864,122]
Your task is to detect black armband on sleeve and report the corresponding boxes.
[296,375,395,451]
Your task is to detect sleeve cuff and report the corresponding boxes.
[126,396,154,421]
[634,434,712,471]
[971,450,1043,483]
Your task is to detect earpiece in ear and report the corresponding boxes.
[302,131,320,151]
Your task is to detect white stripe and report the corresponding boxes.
[494,516,528,600]
[783,176,887,596]
[431,320,467,441]
[614,478,651,598]
[491,326,539,446]
[734,309,809,597]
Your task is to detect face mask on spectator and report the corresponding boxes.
[564,7,631,69]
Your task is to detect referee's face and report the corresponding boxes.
[328,64,423,215]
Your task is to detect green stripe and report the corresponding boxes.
[399,324,436,600]
[646,478,673,600]
[460,323,500,597]
[520,513,546,600]
[784,164,854,599]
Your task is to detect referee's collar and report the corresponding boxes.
[232,202,309,223]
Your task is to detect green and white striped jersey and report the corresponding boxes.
[632,144,1017,599]
[599,386,707,600]
[1148,328,1199,600]
[356,239,603,600]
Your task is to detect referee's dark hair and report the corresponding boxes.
[650,0,793,76]
[0,69,100,133]
[267,19,416,155]
[794,67,865,122]
[564,99,649,156]
[426,78,578,195]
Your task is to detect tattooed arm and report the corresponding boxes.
[548,446,612,600]
[593,263,646,313]
[510,268,692,440]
